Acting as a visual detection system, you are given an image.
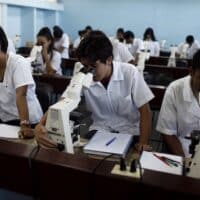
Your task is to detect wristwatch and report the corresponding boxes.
[20,120,30,126]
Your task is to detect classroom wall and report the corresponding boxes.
[61,0,200,47]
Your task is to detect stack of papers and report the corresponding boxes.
[0,124,19,139]
[83,131,133,158]
[140,151,183,175]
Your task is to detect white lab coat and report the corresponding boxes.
[125,38,144,56]
[82,61,154,135]
[143,41,160,57]
[30,48,62,75]
[177,40,200,59]
[0,52,43,124]
[156,76,200,157]
[54,33,70,59]
[111,39,134,63]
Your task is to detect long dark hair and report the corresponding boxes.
[37,27,54,60]
[143,27,157,41]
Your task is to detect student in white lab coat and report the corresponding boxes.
[123,30,144,63]
[31,27,62,75]
[0,26,43,138]
[143,27,160,57]
[53,25,70,59]
[34,30,154,152]
[177,35,200,59]
[156,49,200,157]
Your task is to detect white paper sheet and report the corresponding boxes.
[140,151,183,175]
[0,124,19,139]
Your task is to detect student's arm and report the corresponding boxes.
[136,103,152,151]
[162,134,185,157]
[41,41,56,75]
[156,85,185,156]
[56,46,65,53]
[128,59,136,65]
[16,86,34,138]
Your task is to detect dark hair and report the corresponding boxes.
[85,25,92,31]
[0,26,8,53]
[76,30,113,64]
[192,49,200,71]
[78,30,86,37]
[143,27,156,41]
[124,31,135,40]
[53,25,63,39]
[117,28,124,34]
[186,35,194,45]
[37,27,54,59]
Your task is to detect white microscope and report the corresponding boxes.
[45,67,93,153]
[167,46,178,67]
[137,50,150,74]
[179,43,189,59]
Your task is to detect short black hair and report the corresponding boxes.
[0,26,8,53]
[78,30,86,36]
[76,30,113,64]
[124,31,135,40]
[53,25,63,39]
[117,28,124,34]
[192,49,200,71]
[85,25,92,31]
[186,35,194,45]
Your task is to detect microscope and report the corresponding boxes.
[186,130,200,178]
[167,46,177,67]
[29,45,43,73]
[179,43,189,59]
[137,50,150,73]
[45,69,93,153]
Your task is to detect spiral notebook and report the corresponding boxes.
[83,131,133,158]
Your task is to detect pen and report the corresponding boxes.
[105,137,116,146]
[164,157,181,165]
[153,153,171,167]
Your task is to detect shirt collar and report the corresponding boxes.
[90,61,124,86]
[183,75,194,102]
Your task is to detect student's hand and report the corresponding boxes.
[46,67,56,75]
[135,143,152,153]
[34,123,57,148]
[20,127,35,139]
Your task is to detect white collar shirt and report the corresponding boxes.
[32,49,62,75]
[0,53,43,123]
[126,38,144,56]
[112,40,134,63]
[144,41,160,57]
[156,76,200,157]
[187,40,200,59]
[82,61,154,135]
[54,33,70,59]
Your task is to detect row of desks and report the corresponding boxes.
[33,74,168,110]
[61,57,192,69]
[0,139,200,200]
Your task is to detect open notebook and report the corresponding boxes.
[140,151,183,175]
[83,131,133,158]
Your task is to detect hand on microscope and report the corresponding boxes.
[34,119,57,149]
